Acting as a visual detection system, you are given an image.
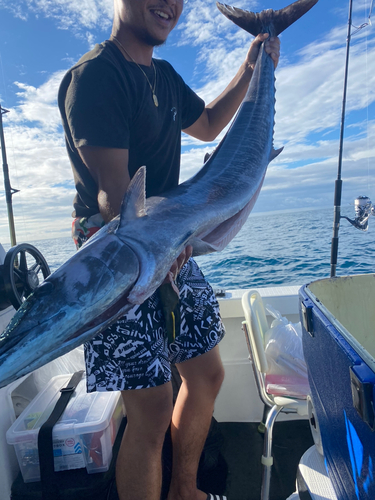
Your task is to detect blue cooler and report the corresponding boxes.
[299,274,375,500]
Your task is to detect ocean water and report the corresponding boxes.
[5,206,374,290]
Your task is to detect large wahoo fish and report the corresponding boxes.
[0,0,318,388]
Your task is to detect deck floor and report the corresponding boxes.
[199,420,314,500]
[10,418,313,500]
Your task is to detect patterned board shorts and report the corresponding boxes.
[72,215,226,392]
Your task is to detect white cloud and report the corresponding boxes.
[0,0,374,245]
[9,70,66,130]
[179,15,375,218]
[0,69,75,241]
[0,0,113,32]
[180,146,213,182]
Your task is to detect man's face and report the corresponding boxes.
[123,0,184,47]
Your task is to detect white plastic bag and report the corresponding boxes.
[264,305,309,397]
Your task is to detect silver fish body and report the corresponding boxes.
[0,0,318,388]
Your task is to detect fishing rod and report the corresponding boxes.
[0,103,19,247]
[330,0,374,278]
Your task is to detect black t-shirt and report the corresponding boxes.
[58,40,205,218]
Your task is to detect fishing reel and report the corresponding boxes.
[0,243,50,311]
[341,196,375,231]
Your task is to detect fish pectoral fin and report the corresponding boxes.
[192,178,266,257]
[120,165,147,222]
[192,217,241,256]
[269,147,283,162]
[191,238,217,257]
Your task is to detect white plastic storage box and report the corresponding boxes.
[6,374,125,483]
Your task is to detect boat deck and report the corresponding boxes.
[166,418,314,500]
[218,420,314,500]
[10,417,313,500]
[3,285,314,500]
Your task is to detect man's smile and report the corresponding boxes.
[149,6,175,28]
[153,10,170,20]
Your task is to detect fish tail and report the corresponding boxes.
[216,0,319,37]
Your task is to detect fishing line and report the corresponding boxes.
[359,0,373,195]
[369,0,374,23]
[351,0,374,34]
[353,0,372,194]
[365,1,371,194]
[334,0,374,252]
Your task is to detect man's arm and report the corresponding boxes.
[78,146,131,224]
[183,34,280,142]
[78,145,192,275]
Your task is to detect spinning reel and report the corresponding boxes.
[341,196,374,231]
[0,243,50,310]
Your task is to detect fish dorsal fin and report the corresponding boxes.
[120,166,147,222]
[217,0,319,37]
[269,147,284,162]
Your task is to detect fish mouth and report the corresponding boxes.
[0,304,67,358]
[0,286,132,379]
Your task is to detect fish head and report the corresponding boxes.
[0,230,139,388]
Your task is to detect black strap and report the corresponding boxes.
[37,370,84,500]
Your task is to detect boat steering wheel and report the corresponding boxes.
[3,243,51,310]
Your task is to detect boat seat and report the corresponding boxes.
[241,289,309,500]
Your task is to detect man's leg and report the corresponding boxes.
[167,346,225,500]
[116,382,174,500]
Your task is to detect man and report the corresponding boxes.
[58,1,280,499]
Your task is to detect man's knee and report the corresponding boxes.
[121,382,173,441]
[205,359,225,397]
[177,346,225,397]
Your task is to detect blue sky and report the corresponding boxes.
[0,0,374,243]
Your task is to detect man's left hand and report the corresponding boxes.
[246,33,281,71]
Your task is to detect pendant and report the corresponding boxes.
[153,93,159,107]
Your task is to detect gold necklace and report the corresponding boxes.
[111,36,159,107]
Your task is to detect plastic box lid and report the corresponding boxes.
[6,374,120,445]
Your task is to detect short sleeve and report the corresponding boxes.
[177,74,205,130]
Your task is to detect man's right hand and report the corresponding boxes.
[170,245,193,280]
